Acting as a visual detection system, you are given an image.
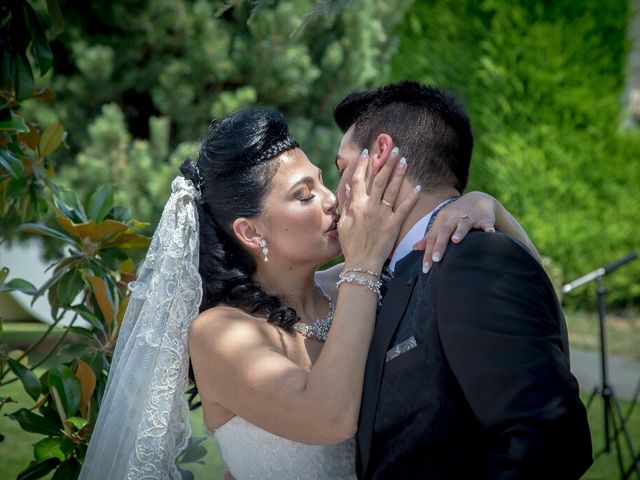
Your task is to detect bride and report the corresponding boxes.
[79,108,537,479]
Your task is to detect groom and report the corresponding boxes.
[333,81,593,479]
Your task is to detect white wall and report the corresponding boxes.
[0,239,80,326]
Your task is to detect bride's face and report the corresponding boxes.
[258,148,340,266]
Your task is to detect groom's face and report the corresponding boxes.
[334,125,363,209]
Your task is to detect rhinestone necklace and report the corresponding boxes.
[292,284,335,342]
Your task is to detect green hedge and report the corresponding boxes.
[391,0,640,307]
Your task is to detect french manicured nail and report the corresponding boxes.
[452,234,461,241]
[414,185,422,193]
[432,252,441,262]
[391,147,400,158]
[488,227,496,233]
[361,148,369,158]
[399,157,407,169]
[423,261,430,274]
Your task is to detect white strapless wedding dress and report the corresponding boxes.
[210,416,357,479]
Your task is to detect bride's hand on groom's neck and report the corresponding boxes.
[414,191,542,271]
[415,192,498,270]
[364,133,396,194]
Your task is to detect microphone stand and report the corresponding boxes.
[562,252,639,479]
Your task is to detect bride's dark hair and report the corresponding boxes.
[181,109,301,407]
[180,108,301,325]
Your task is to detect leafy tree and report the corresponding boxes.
[25,0,413,225]
[0,0,60,240]
[1,2,186,477]
[60,103,197,227]
[1,186,151,478]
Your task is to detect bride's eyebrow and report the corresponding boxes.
[288,176,314,192]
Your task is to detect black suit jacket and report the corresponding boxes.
[356,231,592,479]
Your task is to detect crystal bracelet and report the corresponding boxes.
[342,267,380,278]
[336,273,383,303]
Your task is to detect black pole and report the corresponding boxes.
[604,252,638,275]
[596,276,611,453]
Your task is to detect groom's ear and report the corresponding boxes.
[370,133,395,175]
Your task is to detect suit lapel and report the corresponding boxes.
[358,251,420,476]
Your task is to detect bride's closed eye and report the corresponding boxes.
[293,184,316,203]
[297,193,316,204]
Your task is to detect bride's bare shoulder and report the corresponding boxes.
[193,304,252,323]
[189,305,277,353]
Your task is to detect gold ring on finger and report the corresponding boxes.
[382,199,394,208]
[460,214,473,222]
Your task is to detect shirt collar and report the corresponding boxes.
[388,198,452,272]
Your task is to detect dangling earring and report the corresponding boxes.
[259,239,269,262]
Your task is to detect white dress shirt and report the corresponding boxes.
[388,199,452,272]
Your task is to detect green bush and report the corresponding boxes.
[391,0,640,307]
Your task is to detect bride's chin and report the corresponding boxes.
[328,243,343,260]
[316,242,342,264]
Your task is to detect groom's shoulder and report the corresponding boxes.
[442,230,539,270]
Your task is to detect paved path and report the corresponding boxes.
[571,348,640,402]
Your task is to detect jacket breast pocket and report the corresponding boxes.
[384,343,427,375]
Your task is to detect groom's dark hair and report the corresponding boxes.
[333,81,473,193]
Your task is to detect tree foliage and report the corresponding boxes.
[24,0,413,227]
[1,2,193,477]
[391,0,640,307]
[0,0,60,240]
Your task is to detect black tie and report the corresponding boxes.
[378,258,393,308]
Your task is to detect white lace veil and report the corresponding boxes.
[79,176,202,479]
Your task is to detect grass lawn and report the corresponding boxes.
[1,321,65,344]
[0,379,48,479]
[581,392,640,479]
[566,310,640,360]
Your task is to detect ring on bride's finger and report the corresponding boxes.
[382,199,394,208]
[460,214,473,222]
